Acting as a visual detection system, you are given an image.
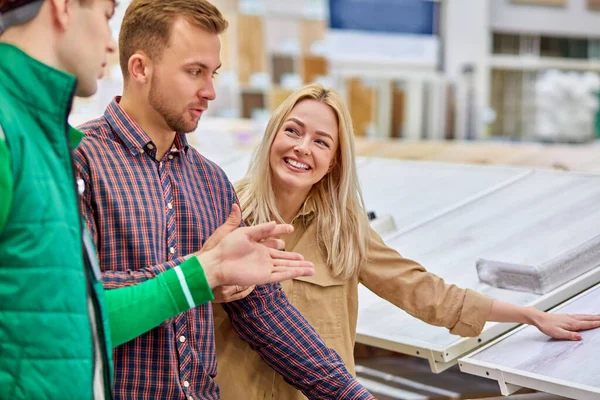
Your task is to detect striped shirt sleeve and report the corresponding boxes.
[222,284,373,399]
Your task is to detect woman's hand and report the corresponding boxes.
[489,300,600,340]
[532,311,600,341]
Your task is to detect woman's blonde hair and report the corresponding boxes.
[236,83,370,280]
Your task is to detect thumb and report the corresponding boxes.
[227,204,242,228]
[202,204,242,252]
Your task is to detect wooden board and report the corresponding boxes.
[268,87,294,111]
[219,11,236,72]
[430,142,541,165]
[236,14,266,84]
[460,283,600,399]
[510,0,566,6]
[240,90,265,119]
[354,140,451,160]
[589,0,600,10]
[271,54,296,85]
[391,84,405,138]
[265,17,299,53]
[301,55,328,84]
[299,19,326,54]
[347,78,377,137]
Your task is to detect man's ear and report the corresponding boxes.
[48,0,72,32]
[128,51,153,85]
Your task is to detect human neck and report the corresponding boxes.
[274,184,311,224]
[1,25,63,72]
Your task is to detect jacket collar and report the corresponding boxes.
[0,43,77,122]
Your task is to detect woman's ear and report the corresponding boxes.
[328,157,337,173]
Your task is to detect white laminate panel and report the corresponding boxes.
[357,169,600,363]
[460,283,600,399]
[357,158,531,233]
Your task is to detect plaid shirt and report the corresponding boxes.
[74,98,372,400]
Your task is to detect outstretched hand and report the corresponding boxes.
[534,312,600,341]
[195,204,314,289]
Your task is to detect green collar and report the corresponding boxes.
[0,43,77,123]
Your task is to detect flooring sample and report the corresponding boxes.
[301,55,327,84]
[476,394,567,400]
[236,14,266,84]
[219,12,236,72]
[430,141,541,166]
[391,84,405,138]
[271,54,296,85]
[356,158,529,235]
[477,234,600,294]
[265,17,300,54]
[299,19,326,54]
[210,0,239,12]
[510,0,565,6]
[240,90,266,119]
[269,87,294,111]
[590,0,600,10]
[347,78,377,137]
[356,169,600,370]
[461,283,600,399]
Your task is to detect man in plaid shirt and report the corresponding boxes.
[74,0,375,399]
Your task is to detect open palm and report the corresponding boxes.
[215,221,313,286]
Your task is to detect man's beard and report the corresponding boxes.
[149,74,203,134]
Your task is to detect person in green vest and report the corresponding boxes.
[0,1,315,399]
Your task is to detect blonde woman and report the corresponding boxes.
[213,83,600,400]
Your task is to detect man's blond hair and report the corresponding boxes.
[119,0,228,78]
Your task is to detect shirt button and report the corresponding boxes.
[147,143,154,150]
[183,380,190,388]
[167,202,173,210]
[179,335,186,343]
[159,162,163,168]
[76,178,85,195]
[188,396,193,400]
[170,247,176,254]
[140,149,145,154]
[168,154,174,160]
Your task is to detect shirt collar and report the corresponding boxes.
[104,96,191,161]
[291,199,316,225]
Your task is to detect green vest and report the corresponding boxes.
[0,43,113,399]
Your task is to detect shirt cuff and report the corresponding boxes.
[449,289,494,337]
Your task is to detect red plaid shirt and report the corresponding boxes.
[74,98,373,400]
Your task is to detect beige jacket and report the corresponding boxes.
[214,207,494,400]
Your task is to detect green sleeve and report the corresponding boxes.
[105,256,214,347]
[0,125,13,232]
